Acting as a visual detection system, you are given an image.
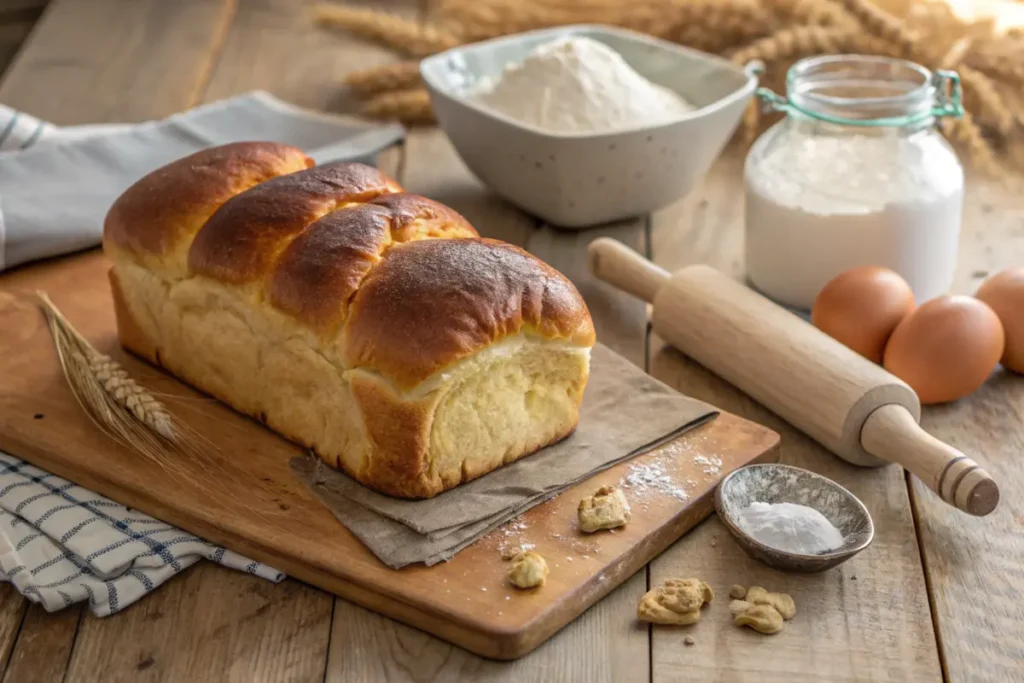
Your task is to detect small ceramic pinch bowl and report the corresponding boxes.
[715,464,874,573]
[420,24,758,228]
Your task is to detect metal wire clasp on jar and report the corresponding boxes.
[742,54,965,311]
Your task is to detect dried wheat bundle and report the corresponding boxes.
[942,110,1003,175]
[968,51,1024,86]
[839,0,919,56]
[730,25,857,65]
[345,61,422,97]
[314,5,460,57]
[314,0,1024,175]
[666,0,778,51]
[362,88,436,125]
[959,65,1016,136]
[36,292,206,466]
[771,0,860,28]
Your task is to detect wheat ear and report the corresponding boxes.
[345,61,423,98]
[362,88,436,124]
[941,111,1002,177]
[313,5,460,57]
[838,0,917,57]
[36,292,200,456]
[730,26,855,65]
[959,65,1016,136]
[36,292,297,525]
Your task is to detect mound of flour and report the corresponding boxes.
[473,36,695,134]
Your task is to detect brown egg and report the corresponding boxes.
[883,296,1004,404]
[811,267,915,363]
[975,267,1024,374]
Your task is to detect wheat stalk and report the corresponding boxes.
[345,61,423,98]
[838,0,918,57]
[35,292,298,526]
[959,65,1016,137]
[362,88,436,124]
[313,5,460,57]
[730,25,856,65]
[36,292,201,459]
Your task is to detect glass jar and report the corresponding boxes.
[744,55,965,311]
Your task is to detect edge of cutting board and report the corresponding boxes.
[0,251,781,660]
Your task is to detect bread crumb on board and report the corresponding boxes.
[684,635,696,646]
[578,485,631,533]
[508,551,549,589]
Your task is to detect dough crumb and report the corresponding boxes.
[684,635,696,646]
[637,578,713,626]
[745,585,769,604]
[734,604,784,634]
[578,485,631,533]
[508,551,549,589]
[729,599,753,616]
[729,584,747,599]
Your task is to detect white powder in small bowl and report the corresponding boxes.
[472,36,695,135]
[735,501,845,555]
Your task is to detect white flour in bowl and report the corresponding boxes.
[472,36,695,134]
[736,501,845,555]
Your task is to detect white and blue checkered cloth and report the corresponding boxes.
[0,452,285,616]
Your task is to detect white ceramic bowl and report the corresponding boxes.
[420,25,758,228]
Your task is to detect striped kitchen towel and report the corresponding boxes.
[0,104,132,152]
[0,452,284,617]
[0,92,405,272]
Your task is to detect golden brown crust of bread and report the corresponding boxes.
[344,238,597,390]
[104,141,595,498]
[103,141,313,269]
[187,162,403,285]
[268,195,479,336]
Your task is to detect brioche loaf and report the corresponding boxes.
[102,141,595,498]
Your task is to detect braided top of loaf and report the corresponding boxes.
[103,142,595,390]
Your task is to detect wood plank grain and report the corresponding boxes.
[0,18,34,75]
[2,603,81,683]
[0,585,28,677]
[646,151,943,682]
[62,563,332,683]
[0,1,47,16]
[909,181,1024,683]
[0,0,234,122]
[326,572,650,682]
[203,0,401,112]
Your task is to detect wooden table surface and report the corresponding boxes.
[0,1,1021,681]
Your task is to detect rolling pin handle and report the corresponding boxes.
[587,238,669,304]
[860,404,999,516]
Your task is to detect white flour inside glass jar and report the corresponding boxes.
[744,56,966,310]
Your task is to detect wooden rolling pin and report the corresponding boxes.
[588,238,999,516]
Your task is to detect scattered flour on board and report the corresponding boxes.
[693,455,723,475]
[620,458,690,504]
[493,517,536,559]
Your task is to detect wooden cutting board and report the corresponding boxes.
[0,251,780,660]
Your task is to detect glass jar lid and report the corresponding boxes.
[749,54,963,128]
